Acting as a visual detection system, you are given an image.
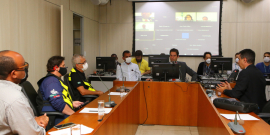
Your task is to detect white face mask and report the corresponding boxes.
[264,57,270,63]
[125,57,132,63]
[82,62,88,71]
[235,58,239,63]
[205,58,211,64]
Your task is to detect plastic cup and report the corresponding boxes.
[71,124,81,135]
[98,100,104,115]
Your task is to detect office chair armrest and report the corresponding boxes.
[257,113,270,118]
[41,111,65,116]
[82,95,98,98]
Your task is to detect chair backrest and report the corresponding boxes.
[262,100,270,113]
[20,81,39,116]
[63,74,75,99]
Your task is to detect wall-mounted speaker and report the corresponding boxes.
[91,0,109,5]
[241,0,254,3]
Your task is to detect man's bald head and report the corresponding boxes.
[0,50,25,80]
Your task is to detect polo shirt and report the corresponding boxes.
[131,58,151,74]
[69,68,96,102]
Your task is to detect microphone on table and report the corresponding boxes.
[98,76,116,107]
[227,111,245,134]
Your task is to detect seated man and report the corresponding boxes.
[108,53,120,73]
[256,52,270,75]
[131,50,151,75]
[36,56,83,125]
[69,54,103,102]
[232,52,242,72]
[228,52,242,79]
[197,52,215,76]
[111,53,120,66]
[216,49,266,111]
[0,50,48,134]
[169,48,197,81]
[116,50,141,81]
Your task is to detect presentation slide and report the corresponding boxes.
[134,1,221,56]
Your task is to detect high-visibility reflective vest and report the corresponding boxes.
[37,74,73,112]
[68,68,96,91]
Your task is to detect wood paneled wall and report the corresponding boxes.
[0,0,99,89]
[99,0,270,72]
[1,0,269,88]
[0,0,61,89]
[46,0,100,77]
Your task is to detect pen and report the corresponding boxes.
[89,110,105,112]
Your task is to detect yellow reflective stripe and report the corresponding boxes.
[69,68,95,91]
[71,68,76,72]
[68,68,76,81]
[83,81,96,91]
[59,81,73,109]
[68,72,72,81]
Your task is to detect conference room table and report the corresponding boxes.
[47,81,270,135]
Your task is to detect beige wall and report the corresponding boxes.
[0,0,61,89]
[99,0,270,73]
[1,0,269,89]
[46,0,100,84]
[0,0,99,89]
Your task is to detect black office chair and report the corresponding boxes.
[20,81,65,131]
[63,74,98,102]
[257,100,270,124]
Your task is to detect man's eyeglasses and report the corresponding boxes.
[15,62,29,71]
[78,61,87,64]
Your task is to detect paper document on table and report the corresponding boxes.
[108,92,127,96]
[80,108,112,114]
[220,114,259,120]
[48,124,93,135]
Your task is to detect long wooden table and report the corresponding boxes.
[47,81,270,135]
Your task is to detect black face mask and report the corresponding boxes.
[136,59,142,63]
[58,67,67,76]
[19,68,28,84]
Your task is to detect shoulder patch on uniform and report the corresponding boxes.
[50,89,58,94]
[50,89,59,98]
[77,82,81,84]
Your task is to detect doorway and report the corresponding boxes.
[73,14,83,55]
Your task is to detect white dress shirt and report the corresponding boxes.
[0,80,45,135]
[116,62,141,81]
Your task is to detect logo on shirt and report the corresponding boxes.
[77,82,81,84]
[50,89,60,98]
[50,89,58,94]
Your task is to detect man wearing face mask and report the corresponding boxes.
[197,52,215,76]
[256,52,270,74]
[36,56,83,126]
[216,49,266,111]
[228,52,243,78]
[0,50,48,135]
[116,50,141,81]
[111,53,120,65]
[68,54,103,102]
[169,48,197,82]
[131,50,151,75]
[108,54,120,74]
[232,52,242,72]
